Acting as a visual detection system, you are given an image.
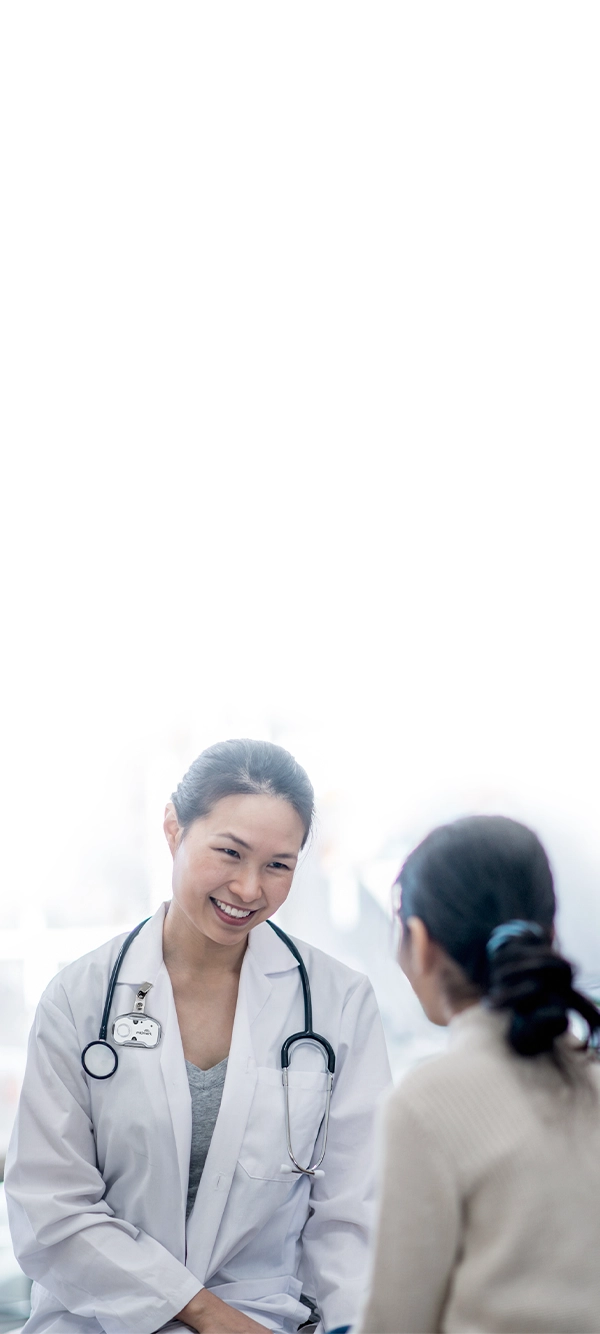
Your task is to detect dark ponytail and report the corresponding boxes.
[397,816,600,1060]
[486,924,600,1057]
[171,738,315,847]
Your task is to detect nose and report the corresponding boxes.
[228,867,263,905]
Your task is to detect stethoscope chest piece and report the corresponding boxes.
[82,982,161,1079]
[81,917,159,1081]
[82,1040,119,1079]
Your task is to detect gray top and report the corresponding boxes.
[185,1056,228,1218]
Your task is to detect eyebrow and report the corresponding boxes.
[216,832,298,860]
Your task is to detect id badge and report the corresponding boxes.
[112,982,162,1049]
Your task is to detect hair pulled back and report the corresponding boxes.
[171,738,315,847]
[397,815,600,1059]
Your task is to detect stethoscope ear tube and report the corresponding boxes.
[282,1064,334,1176]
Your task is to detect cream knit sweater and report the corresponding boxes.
[356,1004,600,1333]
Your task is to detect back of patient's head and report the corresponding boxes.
[397,815,600,1060]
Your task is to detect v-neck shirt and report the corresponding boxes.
[185,1057,228,1218]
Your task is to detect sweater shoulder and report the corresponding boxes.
[388,1029,600,1138]
[389,1040,511,1123]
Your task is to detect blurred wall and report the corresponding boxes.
[1,0,600,1155]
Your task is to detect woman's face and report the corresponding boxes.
[164,792,306,946]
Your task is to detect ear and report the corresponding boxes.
[163,802,183,857]
[404,916,436,976]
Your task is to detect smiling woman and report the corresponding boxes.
[161,743,313,1077]
[5,738,391,1334]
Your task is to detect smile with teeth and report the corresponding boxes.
[212,898,255,920]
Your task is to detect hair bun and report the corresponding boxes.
[488,943,574,1056]
[509,1003,569,1056]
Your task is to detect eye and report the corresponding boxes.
[268,861,290,871]
[216,847,241,859]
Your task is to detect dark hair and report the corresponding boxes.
[171,738,315,848]
[397,815,600,1059]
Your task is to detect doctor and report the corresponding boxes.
[5,738,391,1334]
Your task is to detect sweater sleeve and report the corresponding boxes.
[354,1084,460,1334]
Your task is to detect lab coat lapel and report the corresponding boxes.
[114,904,192,1218]
[187,921,299,1282]
[114,903,166,988]
[185,931,275,1279]
[112,911,300,1283]
[158,964,193,1215]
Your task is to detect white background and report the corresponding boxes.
[1,1,600,1157]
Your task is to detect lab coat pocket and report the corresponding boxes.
[239,1066,329,1182]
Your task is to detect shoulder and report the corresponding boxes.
[387,1035,511,1133]
[40,909,163,1017]
[40,927,131,1015]
[255,923,380,1038]
[255,920,370,999]
[384,1004,565,1152]
[284,935,386,1061]
[390,1045,477,1106]
[287,932,370,997]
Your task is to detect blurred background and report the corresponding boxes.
[1,1,599,1325]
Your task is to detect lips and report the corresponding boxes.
[210,897,257,926]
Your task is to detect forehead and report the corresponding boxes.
[201,792,305,846]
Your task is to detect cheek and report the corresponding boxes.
[174,848,219,898]
[398,941,414,982]
[264,873,294,909]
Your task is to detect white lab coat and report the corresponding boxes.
[5,904,391,1334]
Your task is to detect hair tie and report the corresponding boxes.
[486,919,545,958]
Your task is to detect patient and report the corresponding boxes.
[356,815,600,1334]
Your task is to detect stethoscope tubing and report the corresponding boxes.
[267,920,336,1075]
[83,915,336,1175]
[98,917,150,1040]
[267,920,335,1175]
[81,918,152,1080]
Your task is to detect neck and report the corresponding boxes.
[163,898,248,976]
[445,996,479,1022]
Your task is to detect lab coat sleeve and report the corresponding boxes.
[354,1091,460,1334]
[4,990,202,1334]
[299,976,391,1334]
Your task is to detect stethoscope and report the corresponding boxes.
[81,917,336,1178]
